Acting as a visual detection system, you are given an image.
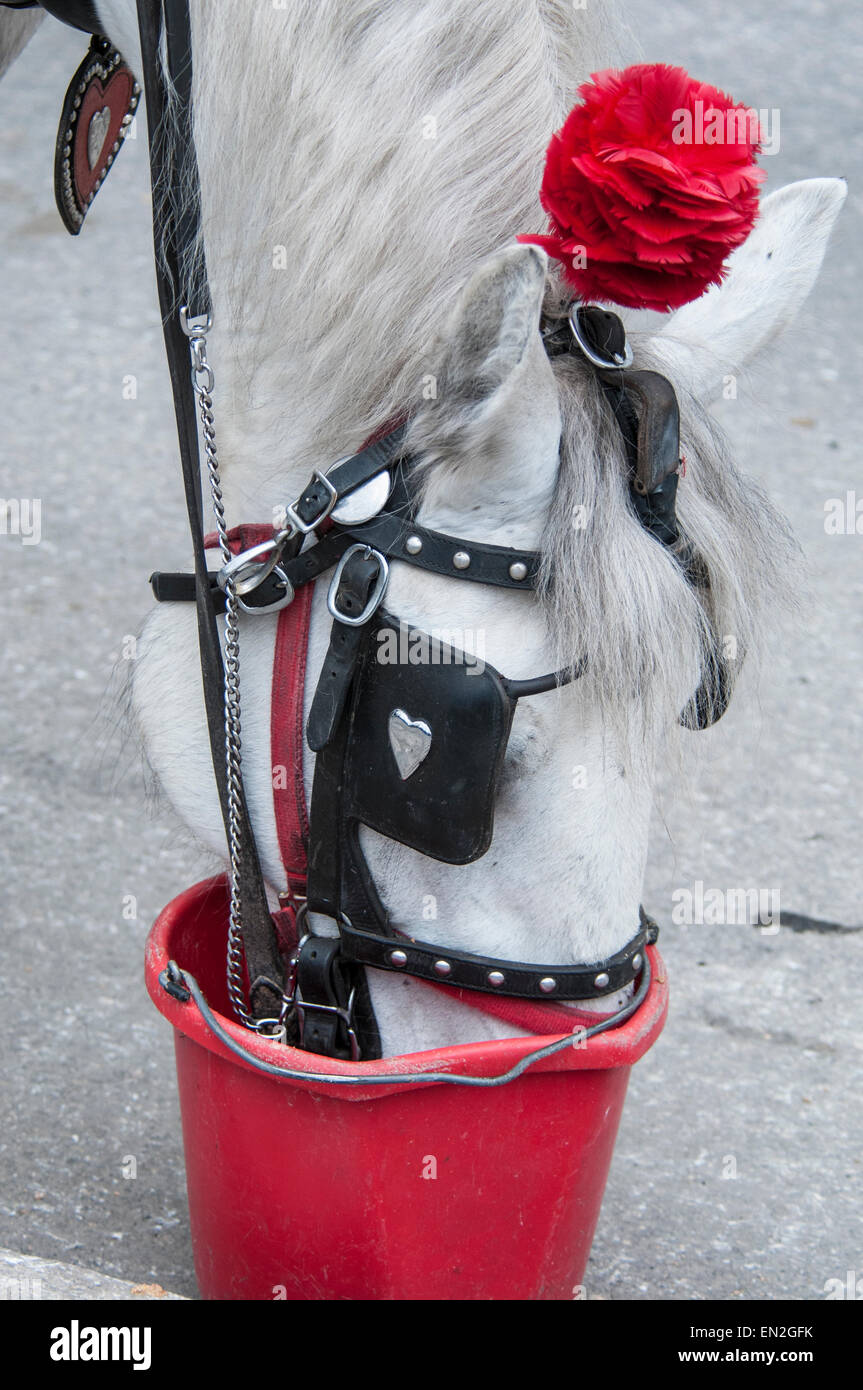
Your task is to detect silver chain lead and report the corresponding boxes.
[180,307,256,1030]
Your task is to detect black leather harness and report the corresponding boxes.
[149,320,718,1059]
[15,0,732,1062]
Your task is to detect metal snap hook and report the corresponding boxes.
[216,538,295,613]
[179,305,212,338]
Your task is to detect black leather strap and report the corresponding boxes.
[300,562,384,1059]
[150,528,356,613]
[150,508,540,606]
[605,369,681,499]
[548,306,684,546]
[561,309,731,727]
[502,663,586,699]
[136,0,284,1020]
[149,570,207,604]
[292,424,408,529]
[340,920,652,1001]
[306,549,384,752]
[348,510,540,588]
[294,936,355,1059]
[629,469,680,547]
[304,560,383,922]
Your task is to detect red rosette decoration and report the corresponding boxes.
[520,63,765,312]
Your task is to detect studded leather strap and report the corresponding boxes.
[339,920,653,1001]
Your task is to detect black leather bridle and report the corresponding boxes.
[10,0,730,1063]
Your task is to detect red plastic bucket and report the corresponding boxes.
[146,876,668,1301]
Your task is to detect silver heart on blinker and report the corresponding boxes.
[87,106,111,170]
[388,708,432,780]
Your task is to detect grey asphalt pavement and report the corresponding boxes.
[1,3,860,1301]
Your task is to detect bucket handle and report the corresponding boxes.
[159,955,653,1088]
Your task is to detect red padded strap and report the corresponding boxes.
[204,524,312,943]
[271,582,314,905]
[204,523,313,900]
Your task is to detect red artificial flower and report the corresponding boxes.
[520,63,765,312]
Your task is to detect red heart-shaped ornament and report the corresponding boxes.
[55,37,140,235]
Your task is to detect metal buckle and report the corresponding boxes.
[217,539,295,614]
[568,305,634,370]
[294,991,360,1062]
[289,913,360,1061]
[327,543,389,627]
[284,470,338,535]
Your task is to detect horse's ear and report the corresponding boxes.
[647,178,846,403]
[432,243,549,417]
[0,6,43,79]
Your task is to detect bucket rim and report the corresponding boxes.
[146,876,668,1100]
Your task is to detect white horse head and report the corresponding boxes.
[6,1,840,1055]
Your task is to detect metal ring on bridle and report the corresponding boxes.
[254,1018,288,1043]
[568,305,634,370]
[327,543,390,627]
[217,538,290,597]
[191,362,215,394]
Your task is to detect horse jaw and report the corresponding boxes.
[649,178,846,404]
